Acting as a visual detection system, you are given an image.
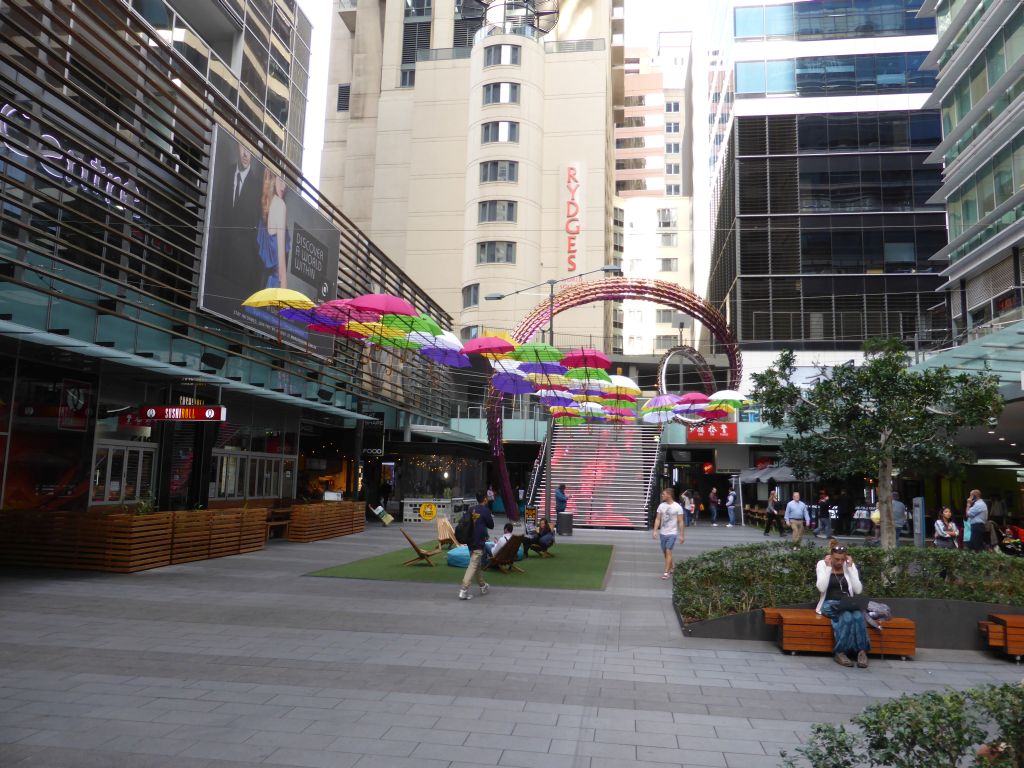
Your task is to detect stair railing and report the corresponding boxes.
[526,423,552,508]
[640,427,664,528]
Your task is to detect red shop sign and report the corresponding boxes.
[686,421,737,443]
[137,405,227,422]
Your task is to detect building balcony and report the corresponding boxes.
[337,0,357,33]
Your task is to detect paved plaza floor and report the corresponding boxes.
[0,522,1020,768]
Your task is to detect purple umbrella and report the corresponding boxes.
[518,362,567,375]
[539,394,576,407]
[492,373,535,395]
[279,307,338,325]
[420,347,471,368]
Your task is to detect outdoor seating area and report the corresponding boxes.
[978,613,1024,662]
[763,607,917,659]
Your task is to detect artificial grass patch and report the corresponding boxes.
[309,542,613,591]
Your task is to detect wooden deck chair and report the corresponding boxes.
[436,517,458,549]
[400,528,443,567]
[528,540,555,558]
[485,534,525,574]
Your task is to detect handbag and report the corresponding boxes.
[835,596,865,613]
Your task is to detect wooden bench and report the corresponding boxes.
[764,607,916,659]
[979,614,1024,662]
[266,511,291,541]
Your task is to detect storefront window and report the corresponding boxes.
[90,444,156,506]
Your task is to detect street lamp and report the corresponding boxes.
[485,264,622,525]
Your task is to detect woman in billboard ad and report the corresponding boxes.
[259,171,290,289]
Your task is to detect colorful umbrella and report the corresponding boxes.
[420,347,471,367]
[382,312,443,336]
[242,288,315,310]
[708,389,750,410]
[308,323,368,339]
[462,336,516,356]
[553,417,586,427]
[642,410,677,424]
[318,298,381,323]
[348,293,417,316]
[643,393,682,411]
[565,367,613,386]
[525,373,569,389]
[518,361,567,375]
[561,348,612,370]
[510,341,563,364]
[538,394,576,407]
[491,372,534,395]
[346,321,404,338]
[367,334,421,349]
[698,407,729,421]
[490,359,524,375]
[674,391,711,415]
[279,307,332,325]
[607,375,641,394]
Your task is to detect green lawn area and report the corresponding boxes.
[309,542,614,591]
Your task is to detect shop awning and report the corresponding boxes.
[0,319,377,422]
[737,464,811,483]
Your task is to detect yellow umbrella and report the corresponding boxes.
[241,288,315,310]
[347,321,405,338]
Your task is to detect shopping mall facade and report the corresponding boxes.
[0,0,461,514]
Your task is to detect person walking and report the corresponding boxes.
[708,487,720,526]
[725,487,737,528]
[458,491,494,600]
[815,489,833,539]
[652,488,684,580]
[891,491,907,538]
[934,507,959,549]
[763,489,784,536]
[965,489,988,552]
[681,488,695,527]
[785,491,810,549]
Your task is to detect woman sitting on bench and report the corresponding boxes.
[815,540,870,669]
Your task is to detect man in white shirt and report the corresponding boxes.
[652,488,684,580]
[490,523,515,560]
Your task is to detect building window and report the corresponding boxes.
[665,100,680,112]
[659,258,678,271]
[656,309,674,324]
[657,208,677,228]
[736,52,937,98]
[660,233,678,247]
[613,207,624,227]
[484,44,521,66]
[624,95,646,106]
[666,184,681,196]
[655,335,675,349]
[336,84,350,111]
[616,136,645,149]
[613,231,624,253]
[399,69,416,87]
[405,0,432,18]
[478,200,517,223]
[616,158,647,170]
[666,142,681,154]
[621,115,646,128]
[483,82,520,105]
[666,122,680,133]
[480,160,519,183]
[666,163,681,175]
[460,325,481,341]
[462,283,479,308]
[477,241,517,264]
[90,445,157,506]
[481,120,519,143]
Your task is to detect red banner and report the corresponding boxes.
[686,421,737,443]
[138,405,227,422]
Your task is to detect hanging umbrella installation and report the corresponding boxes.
[561,348,612,370]
[461,336,516,356]
[419,347,471,368]
[242,288,315,342]
[510,341,563,364]
[348,293,418,317]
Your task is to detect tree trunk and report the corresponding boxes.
[877,456,896,550]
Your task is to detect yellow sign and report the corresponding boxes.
[418,502,437,521]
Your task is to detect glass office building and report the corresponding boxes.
[918,1,1024,335]
[706,0,948,380]
[0,0,450,512]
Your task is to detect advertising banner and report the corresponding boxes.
[198,126,340,355]
[686,422,737,444]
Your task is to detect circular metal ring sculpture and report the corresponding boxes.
[656,345,717,395]
[487,277,741,517]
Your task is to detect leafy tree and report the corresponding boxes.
[751,338,1003,549]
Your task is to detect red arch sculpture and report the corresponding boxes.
[487,277,741,518]
[656,345,718,395]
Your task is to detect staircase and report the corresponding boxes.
[530,423,662,529]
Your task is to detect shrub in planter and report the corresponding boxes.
[673,542,1024,623]
[781,682,1024,768]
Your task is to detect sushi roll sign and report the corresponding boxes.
[137,406,227,422]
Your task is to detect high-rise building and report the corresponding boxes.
[616,33,696,357]
[0,0,449,512]
[321,0,626,349]
[917,1,1024,336]
[706,0,948,385]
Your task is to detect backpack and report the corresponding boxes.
[455,509,475,545]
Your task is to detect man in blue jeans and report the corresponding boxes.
[725,488,737,528]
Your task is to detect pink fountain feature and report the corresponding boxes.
[487,277,742,519]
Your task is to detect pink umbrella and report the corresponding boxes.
[674,391,711,414]
[348,293,417,317]
[318,298,381,323]
[561,348,612,370]
[462,337,515,356]
[308,323,368,339]
[699,408,729,421]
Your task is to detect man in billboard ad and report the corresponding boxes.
[199,126,340,356]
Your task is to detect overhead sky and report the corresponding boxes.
[296,0,331,187]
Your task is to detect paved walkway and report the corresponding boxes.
[0,522,1020,768]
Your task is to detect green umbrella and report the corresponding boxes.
[510,341,563,363]
[565,367,613,384]
[367,334,422,349]
[381,312,443,336]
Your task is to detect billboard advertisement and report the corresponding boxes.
[199,126,340,355]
